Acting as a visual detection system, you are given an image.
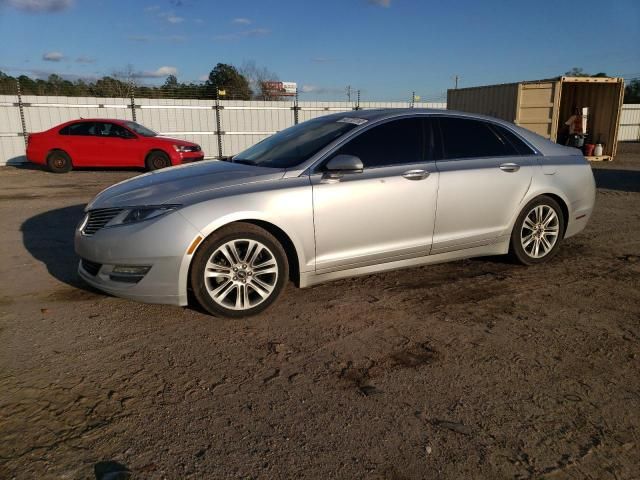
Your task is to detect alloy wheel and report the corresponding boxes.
[203,239,279,311]
[520,205,560,259]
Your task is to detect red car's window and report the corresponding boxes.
[60,122,97,136]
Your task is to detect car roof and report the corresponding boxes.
[64,118,129,123]
[323,107,507,123]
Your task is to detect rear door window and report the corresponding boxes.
[332,117,424,168]
[438,117,517,160]
[489,124,536,155]
[61,122,97,136]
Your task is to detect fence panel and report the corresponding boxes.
[21,96,131,132]
[0,95,25,164]
[136,98,219,157]
[619,104,640,141]
[220,100,294,156]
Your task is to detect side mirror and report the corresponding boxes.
[325,154,364,173]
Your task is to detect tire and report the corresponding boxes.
[510,195,565,265]
[190,223,289,318]
[145,151,171,171]
[46,150,72,173]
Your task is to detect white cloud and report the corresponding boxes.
[300,84,344,95]
[133,66,178,78]
[2,0,73,12]
[156,10,183,23]
[214,28,270,41]
[146,8,184,24]
[367,0,390,6]
[126,34,186,43]
[75,55,95,64]
[42,51,64,62]
[232,17,251,25]
[166,13,184,23]
[198,74,209,82]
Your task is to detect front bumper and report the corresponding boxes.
[176,151,205,165]
[74,211,202,306]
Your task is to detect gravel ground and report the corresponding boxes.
[1,146,639,479]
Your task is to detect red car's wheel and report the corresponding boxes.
[47,150,72,173]
[145,151,171,171]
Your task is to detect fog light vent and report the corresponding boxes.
[109,265,151,283]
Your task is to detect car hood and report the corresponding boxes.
[87,160,285,210]
[153,135,197,146]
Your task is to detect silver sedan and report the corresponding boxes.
[75,109,596,317]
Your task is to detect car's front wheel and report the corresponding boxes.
[190,223,289,317]
[145,151,171,171]
[510,196,565,265]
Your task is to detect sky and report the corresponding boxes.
[0,0,638,101]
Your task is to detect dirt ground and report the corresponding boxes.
[1,145,639,480]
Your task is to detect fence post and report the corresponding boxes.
[214,87,223,159]
[16,78,28,147]
[293,91,299,125]
[129,84,137,122]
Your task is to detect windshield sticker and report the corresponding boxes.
[337,117,368,126]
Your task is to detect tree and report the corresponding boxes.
[565,67,589,77]
[564,68,608,78]
[163,74,178,88]
[240,60,280,100]
[625,78,640,103]
[206,63,252,100]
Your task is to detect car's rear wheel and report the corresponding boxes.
[510,196,564,265]
[190,223,289,318]
[145,151,171,171]
[47,150,72,173]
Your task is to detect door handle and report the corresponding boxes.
[499,163,520,172]
[402,169,430,180]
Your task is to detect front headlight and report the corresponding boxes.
[173,144,199,153]
[107,205,181,227]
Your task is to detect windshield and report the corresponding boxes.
[232,117,359,169]
[124,121,157,137]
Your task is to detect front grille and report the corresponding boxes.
[81,258,102,276]
[184,145,201,152]
[82,208,123,235]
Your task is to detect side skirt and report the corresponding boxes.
[299,240,509,288]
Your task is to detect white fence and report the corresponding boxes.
[1,95,639,166]
[0,96,446,166]
[619,104,640,142]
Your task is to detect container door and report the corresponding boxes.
[516,81,560,141]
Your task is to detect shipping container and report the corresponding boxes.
[447,76,625,161]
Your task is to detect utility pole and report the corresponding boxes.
[346,85,352,102]
[454,75,459,89]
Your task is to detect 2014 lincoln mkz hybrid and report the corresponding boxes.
[75,109,596,317]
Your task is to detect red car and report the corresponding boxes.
[26,118,204,173]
